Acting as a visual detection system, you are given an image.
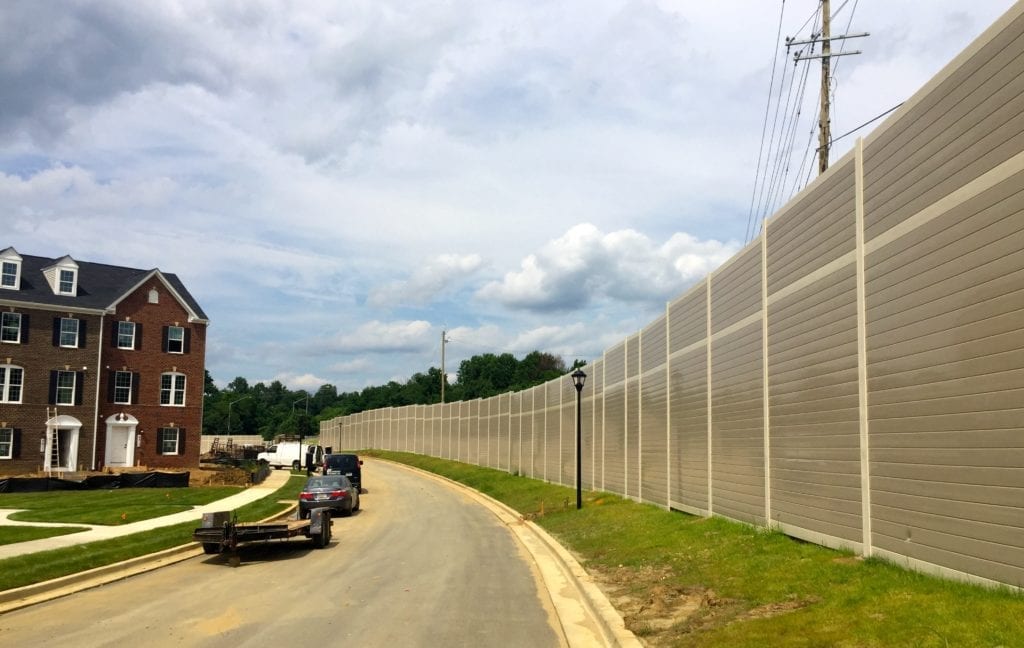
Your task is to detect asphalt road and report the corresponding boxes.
[0,461,566,647]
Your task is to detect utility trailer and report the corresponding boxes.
[193,509,333,560]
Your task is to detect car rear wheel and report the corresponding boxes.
[202,542,220,555]
[299,508,310,520]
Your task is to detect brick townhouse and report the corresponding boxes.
[0,247,209,475]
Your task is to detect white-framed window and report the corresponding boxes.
[59,317,79,347]
[1,312,21,343]
[117,321,136,349]
[159,428,180,455]
[56,370,76,406]
[148,289,159,304]
[58,269,76,294]
[0,428,13,459]
[160,372,186,406]
[1,261,18,289]
[166,326,184,354]
[0,365,24,403]
[114,371,133,404]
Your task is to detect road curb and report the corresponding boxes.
[0,542,203,614]
[380,459,641,648]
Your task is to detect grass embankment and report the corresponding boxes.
[368,450,1024,648]
[0,475,306,592]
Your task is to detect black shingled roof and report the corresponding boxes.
[2,251,208,321]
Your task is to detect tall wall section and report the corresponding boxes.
[322,4,1024,590]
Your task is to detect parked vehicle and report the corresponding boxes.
[257,442,323,471]
[298,474,359,518]
[322,453,363,491]
[193,508,333,558]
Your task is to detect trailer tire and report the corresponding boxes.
[202,542,220,555]
[312,519,330,548]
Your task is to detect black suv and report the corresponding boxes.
[322,453,363,492]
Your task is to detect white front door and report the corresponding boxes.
[108,427,130,465]
[104,414,138,468]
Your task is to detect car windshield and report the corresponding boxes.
[304,477,344,490]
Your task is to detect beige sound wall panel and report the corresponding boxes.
[712,246,761,333]
[589,359,604,490]
[866,169,1024,587]
[766,159,856,294]
[711,321,766,525]
[641,316,669,506]
[531,386,545,480]
[864,12,1024,241]
[768,264,862,545]
[604,342,627,495]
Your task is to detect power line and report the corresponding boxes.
[745,0,789,244]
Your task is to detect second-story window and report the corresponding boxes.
[0,365,24,403]
[166,326,185,354]
[55,370,76,406]
[113,371,133,404]
[1,312,22,343]
[59,318,79,347]
[117,321,137,349]
[160,372,186,406]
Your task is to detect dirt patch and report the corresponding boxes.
[590,565,712,644]
[190,466,253,487]
[588,564,816,646]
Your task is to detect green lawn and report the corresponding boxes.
[368,450,1024,648]
[0,486,243,525]
[0,526,89,546]
[0,476,305,592]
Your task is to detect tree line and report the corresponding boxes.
[203,350,580,440]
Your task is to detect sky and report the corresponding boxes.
[1,1,1016,393]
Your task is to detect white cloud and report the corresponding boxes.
[271,372,330,392]
[368,253,483,307]
[325,320,434,354]
[477,224,738,312]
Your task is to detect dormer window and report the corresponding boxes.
[1,261,19,289]
[0,247,21,290]
[59,269,76,294]
[42,256,79,296]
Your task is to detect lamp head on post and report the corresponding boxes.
[571,368,587,393]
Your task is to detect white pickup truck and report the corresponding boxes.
[257,442,323,470]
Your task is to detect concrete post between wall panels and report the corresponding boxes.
[601,351,607,492]
[558,377,563,485]
[855,137,873,558]
[706,276,714,515]
[637,328,642,501]
[618,335,626,497]
[762,223,772,526]
[665,302,672,510]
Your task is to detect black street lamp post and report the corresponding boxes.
[571,368,587,510]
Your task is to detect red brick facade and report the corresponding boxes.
[96,281,206,470]
[0,254,207,476]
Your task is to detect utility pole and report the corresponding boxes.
[790,2,867,176]
[819,0,831,174]
[440,330,450,403]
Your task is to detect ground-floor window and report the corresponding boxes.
[158,427,181,455]
[0,428,13,459]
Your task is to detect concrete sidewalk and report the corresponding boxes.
[0,468,293,560]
